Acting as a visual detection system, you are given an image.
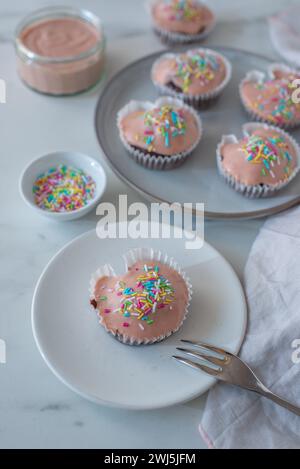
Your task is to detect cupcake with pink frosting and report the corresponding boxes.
[151,48,232,107]
[117,97,202,170]
[217,122,300,198]
[149,0,216,45]
[240,64,300,129]
[89,248,192,345]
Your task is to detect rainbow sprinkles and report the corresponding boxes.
[143,105,187,152]
[254,79,300,126]
[242,134,293,179]
[96,264,175,328]
[175,52,220,93]
[33,165,96,213]
[166,0,201,21]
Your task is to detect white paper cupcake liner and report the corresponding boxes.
[216,122,300,198]
[117,96,202,170]
[147,0,216,45]
[239,65,300,130]
[89,247,193,346]
[151,48,232,107]
[268,63,299,79]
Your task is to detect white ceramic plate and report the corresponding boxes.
[95,47,300,219]
[32,222,247,409]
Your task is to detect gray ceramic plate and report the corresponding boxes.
[95,46,300,219]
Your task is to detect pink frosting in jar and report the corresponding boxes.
[220,128,298,187]
[91,261,189,344]
[153,50,227,96]
[241,70,300,127]
[152,0,215,35]
[119,103,201,156]
[20,17,100,58]
[16,12,105,95]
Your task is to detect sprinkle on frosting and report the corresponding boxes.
[242,134,293,179]
[97,265,175,327]
[33,165,96,212]
[165,0,201,21]
[143,105,186,152]
[175,52,220,93]
[252,77,300,125]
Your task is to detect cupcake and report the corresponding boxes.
[151,48,232,107]
[149,0,216,45]
[117,97,202,170]
[89,248,192,345]
[240,64,300,128]
[217,122,300,198]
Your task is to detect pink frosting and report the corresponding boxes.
[17,16,104,95]
[20,17,101,58]
[153,50,227,96]
[91,261,189,343]
[120,104,200,156]
[152,0,214,35]
[241,70,300,126]
[220,128,298,186]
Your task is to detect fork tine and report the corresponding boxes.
[176,347,226,368]
[181,339,231,357]
[172,356,221,377]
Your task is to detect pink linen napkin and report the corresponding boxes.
[269,7,300,67]
[199,206,300,449]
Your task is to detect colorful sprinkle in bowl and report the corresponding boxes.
[19,151,107,221]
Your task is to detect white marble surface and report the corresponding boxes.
[0,0,298,450]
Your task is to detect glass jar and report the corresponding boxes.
[15,6,106,96]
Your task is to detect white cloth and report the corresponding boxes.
[200,206,300,449]
[269,7,300,67]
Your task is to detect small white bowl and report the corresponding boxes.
[19,151,107,221]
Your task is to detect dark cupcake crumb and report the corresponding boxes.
[90,299,97,309]
[166,81,183,93]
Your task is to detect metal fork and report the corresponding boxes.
[173,340,300,416]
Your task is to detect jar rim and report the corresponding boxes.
[15,6,105,64]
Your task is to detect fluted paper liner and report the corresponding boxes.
[216,122,300,198]
[89,247,193,345]
[117,96,202,170]
[239,64,300,129]
[151,48,232,107]
[147,0,216,45]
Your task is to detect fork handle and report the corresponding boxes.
[259,388,300,416]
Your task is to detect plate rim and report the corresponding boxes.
[31,224,248,410]
[94,45,300,220]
